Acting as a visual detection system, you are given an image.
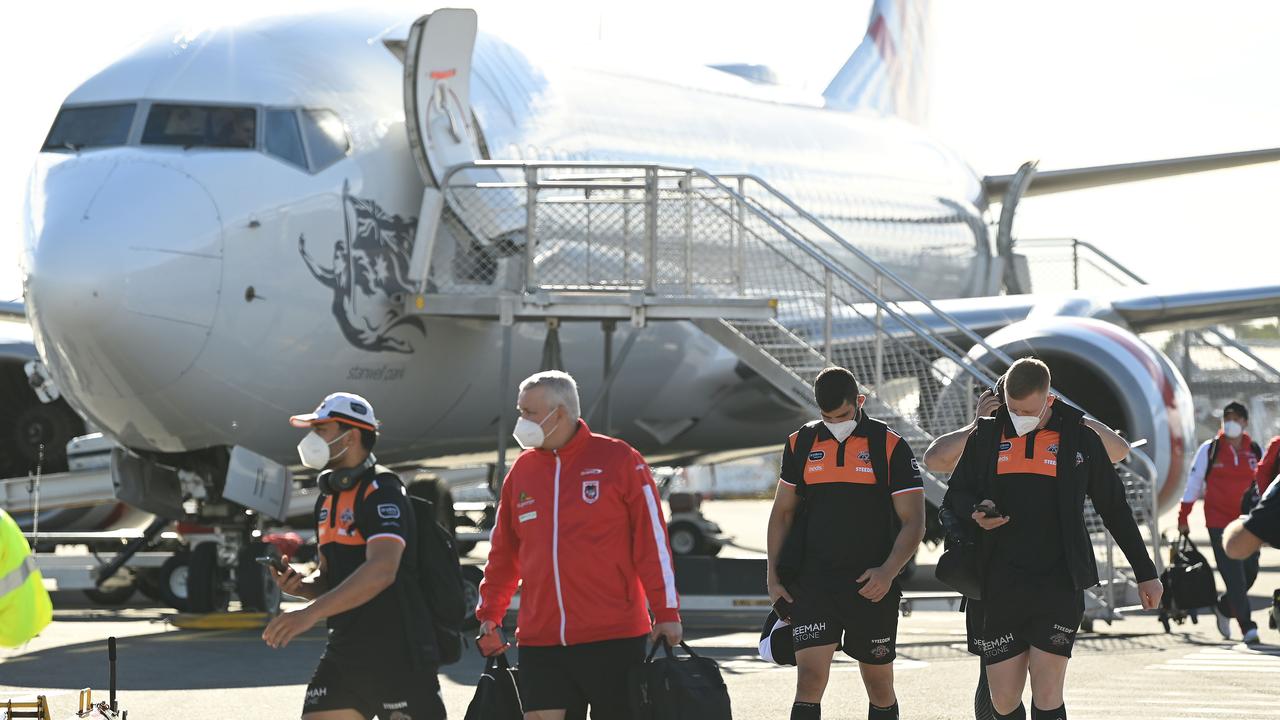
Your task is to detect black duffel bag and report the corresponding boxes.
[464,654,523,720]
[1161,535,1218,611]
[629,639,732,720]
[935,505,983,600]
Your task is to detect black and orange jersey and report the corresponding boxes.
[314,468,417,665]
[779,419,922,585]
[988,413,1078,590]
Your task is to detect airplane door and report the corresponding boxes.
[405,8,482,188]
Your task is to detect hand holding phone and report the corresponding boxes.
[772,596,795,622]
[975,503,1003,519]
[257,555,288,573]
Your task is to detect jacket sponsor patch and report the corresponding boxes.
[998,441,1013,451]
[377,503,400,519]
[582,480,600,504]
[808,450,825,461]
[519,510,538,523]
[318,507,329,523]
[581,467,603,476]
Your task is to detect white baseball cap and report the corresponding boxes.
[289,392,379,432]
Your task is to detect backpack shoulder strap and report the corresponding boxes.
[785,421,823,495]
[860,416,891,489]
[971,415,1003,499]
[1205,439,1221,480]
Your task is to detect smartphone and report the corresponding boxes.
[256,555,288,573]
[772,596,794,621]
[975,503,1003,519]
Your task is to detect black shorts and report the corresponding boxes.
[964,598,986,658]
[789,580,901,665]
[517,634,647,719]
[980,587,1084,665]
[304,655,446,719]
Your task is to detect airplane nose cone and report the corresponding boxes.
[25,156,223,400]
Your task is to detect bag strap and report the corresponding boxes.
[785,421,823,497]
[646,637,702,661]
[1205,439,1220,482]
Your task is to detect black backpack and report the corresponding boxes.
[629,640,732,720]
[354,472,467,665]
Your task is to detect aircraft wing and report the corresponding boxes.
[983,147,1280,202]
[821,283,1280,346]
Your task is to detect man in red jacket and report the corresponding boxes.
[477,370,682,720]
[1179,401,1264,644]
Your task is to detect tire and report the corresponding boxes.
[456,540,477,557]
[84,579,136,606]
[460,565,484,632]
[135,568,165,603]
[5,399,83,476]
[667,522,704,556]
[1080,616,1095,634]
[236,542,282,614]
[187,541,230,614]
[705,542,723,557]
[158,551,192,612]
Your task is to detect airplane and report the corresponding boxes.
[10,1,1280,611]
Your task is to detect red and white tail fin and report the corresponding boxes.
[823,0,932,124]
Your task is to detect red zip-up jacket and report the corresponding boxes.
[1179,432,1262,529]
[476,420,681,647]
[1257,436,1280,495]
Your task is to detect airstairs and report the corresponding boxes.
[403,161,1019,508]
[401,161,1170,622]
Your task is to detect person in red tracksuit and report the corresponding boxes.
[477,370,682,720]
[1179,401,1263,644]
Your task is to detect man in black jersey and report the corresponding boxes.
[264,392,444,720]
[766,367,926,720]
[946,359,1162,720]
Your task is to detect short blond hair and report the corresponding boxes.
[1005,358,1051,400]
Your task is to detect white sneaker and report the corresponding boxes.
[1243,627,1261,645]
[1215,604,1233,639]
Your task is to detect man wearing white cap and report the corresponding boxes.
[263,392,446,720]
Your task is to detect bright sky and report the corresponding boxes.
[2,0,1278,302]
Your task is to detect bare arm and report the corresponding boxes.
[1083,417,1129,463]
[307,538,403,620]
[923,422,977,474]
[924,389,1000,474]
[1224,517,1265,560]
[766,481,800,604]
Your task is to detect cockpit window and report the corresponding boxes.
[264,110,307,169]
[142,104,256,149]
[299,109,349,170]
[42,104,136,152]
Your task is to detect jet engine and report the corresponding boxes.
[963,315,1196,513]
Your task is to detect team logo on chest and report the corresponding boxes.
[582,480,600,504]
[1047,443,1059,455]
[858,450,871,462]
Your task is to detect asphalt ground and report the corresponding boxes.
[4,499,1279,719]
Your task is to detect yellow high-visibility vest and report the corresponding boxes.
[0,508,52,647]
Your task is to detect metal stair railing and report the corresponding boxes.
[432,162,1008,451]
[1018,237,1280,386]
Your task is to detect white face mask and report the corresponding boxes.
[1223,420,1244,439]
[823,407,860,443]
[1008,395,1049,437]
[297,429,350,470]
[513,408,560,450]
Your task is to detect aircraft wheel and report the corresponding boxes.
[460,564,484,631]
[157,551,191,612]
[187,541,230,614]
[237,541,282,614]
[667,522,704,556]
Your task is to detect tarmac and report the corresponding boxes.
[4,499,1279,719]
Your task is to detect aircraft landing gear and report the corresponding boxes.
[186,541,231,614]
[236,541,282,614]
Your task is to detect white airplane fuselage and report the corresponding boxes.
[24,11,993,466]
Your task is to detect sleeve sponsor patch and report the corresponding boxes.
[376,503,401,519]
